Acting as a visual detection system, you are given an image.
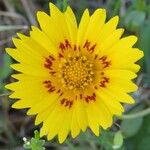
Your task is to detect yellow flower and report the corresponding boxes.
[5,3,143,143]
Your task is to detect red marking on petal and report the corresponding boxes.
[101,72,104,75]
[94,54,98,60]
[61,98,65,104]
[49,55,55,61]
[89,44,96,53]
[59,92,64,97]
[65,39,72,49]
[43,80,56,93]
[99,56,111,68]
[85,93,96,103]
[75,95,77,100]
[78,46,81,51]
[94,86,98,89]
[57,90,64,97]
[50,71,56,76]
[83,40,91,50]
[57,89,61,93]
[59,39,72,53]
[99,77,109,87]
[83,40,96,53]
[59,53,64,58]
[59,43,66,53]
[74,45,77,51]
[44,55,55,70]
[60,98,73,108]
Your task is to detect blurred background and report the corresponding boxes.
[0,0,150,149]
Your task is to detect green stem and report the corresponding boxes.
[62,0,68,12]
[120,107,150,119]
[0,25,28,32]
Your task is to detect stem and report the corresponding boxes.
[0,25,28,32]
[62,0,68,12]
[120,107,150,119]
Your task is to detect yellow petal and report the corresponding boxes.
[49,2,61,17]
[107,75,138,92]
[58,108,73,143]
[36,11,64,48]
[30,26,57,55]
[64,6,77,44]
[106,36,137,55]
[110,48,144,72]
[12,100,30,109]
[83,8,106,44]
[47,106,66,140]
[35,108,52,125]
[85,103,100,136]
[94,97,113,129]
[40,103,62,137]
[70,103,80,138]
[96,28,124,54]
[77,9,90,46]
[97,16,119,44]
[75,99,88,132]
[49,3,72,46]
[10,63,49,77]
[104,69,137,80]
[12,37,47,59]
[104,86,135,104]
[97,89,124,116]
[27,93,58,115]
[6,48,45,67]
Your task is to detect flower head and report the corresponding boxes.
[5,3,143,143]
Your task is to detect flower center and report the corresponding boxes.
[59,55,94,91]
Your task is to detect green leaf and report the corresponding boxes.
[23,130,45,150]
[0,80,5,93]
[138,21,150,84]
[98,129,114,150]
[125,114,150,150]
[121,117,143,138]
[121,105,144,138]
[56,0,63,10]
[137,136,150,150]
[113,131,123,149]
[135,0,147,11]
[112,0,121,16]
[0,53,12,79]
[23,143,31,149]
[124,10,146,32]
[62,0,68,12]
[34,130,40,139]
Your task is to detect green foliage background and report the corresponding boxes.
[0,0,150,150]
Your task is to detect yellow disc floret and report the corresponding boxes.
[59,55,94,91]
